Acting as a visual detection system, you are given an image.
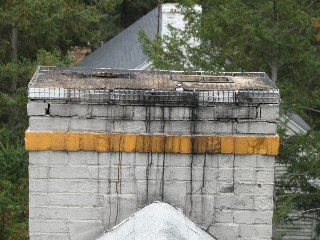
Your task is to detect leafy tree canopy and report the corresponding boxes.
[0,1,159,238]
[140,0,320,237]
[140,0,320,128]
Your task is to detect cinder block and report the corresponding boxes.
[234,183,274,196]
[134,165,163,181]
[99,165,132,180]
[49,151,69,165]
[235,169,256,183]
[129,180,162,199]
[164,154,191,167]
[91,105,135,119]
[218,168,233,182]
[112,120,146,133]
[49,103,71,116]
[190,154,205,167]
[259,104,279,120]
[197,107,215,120]
[163,180,188,207]
[193,167,219,182]
[254,211,273,224]
[131,106,146,120]
[190,180,218,195]
[29,179,48,193]
[235,210,273,225]
[215,195,254,210]
[150,120,191,134]
[214,209,234,223]
[217,154,233,168]
[98,152,150,167]
[208,223,239,240]
[164,166,192,181]
[27,95,278,239]
[29,193,48,207]
[29,233,69,240]
[27,101,48,116]
[195,120,234,134]
[256,155,275,169]
[204,154,220,168]
[151,106,192,120]
[48,179,98,193]
[29,206,103,220]
[50,103,92,118]
[30,192,100,208]
[29,116,69,131]
[118,195,139,221]
[29,166,49,179]
[239,224,272,239]
[102,194,118,227]
[69,151,98,165]
[218,182,235,193]
[188,194,215,228]
[46,193,101,207]
[49,166,98,179]
[68,220,104,240]
[169,106,192,120]
[119,181,156,199]
[256,170,274,183]
[234,155,257,168]
[29,151,50,165]
[254,196,274,210]
[234,210,255,224]
[214,105,257,119]
[29,219,68,233]
[236,120,277,134]
[69,118,110,132]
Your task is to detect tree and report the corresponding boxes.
[275,129,320,238]
[140,0,320,128]
[0,1,123,238]
[140,0,320,237]
[0,0,165,237]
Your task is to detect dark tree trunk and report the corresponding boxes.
[10,22,18,92]
[8,18,18,127]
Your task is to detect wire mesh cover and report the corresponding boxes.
[28,67,280,105]
[28,87,279,105]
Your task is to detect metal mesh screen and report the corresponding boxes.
[28,87,280,106]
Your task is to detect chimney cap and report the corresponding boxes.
[28,66,279,105]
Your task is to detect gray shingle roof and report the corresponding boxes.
[81,7,159,69]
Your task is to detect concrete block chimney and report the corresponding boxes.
[26,67,280,240]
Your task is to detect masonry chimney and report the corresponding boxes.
[26,67,280,240]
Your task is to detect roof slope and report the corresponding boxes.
[81,7,158,69]
[96,202,215,240]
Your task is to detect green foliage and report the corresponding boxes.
[273,130,320,237]
[315,222,320,239]
[0,130,28,240]
[0,0,160,238]
[140,0,320,237]
[276,130,320,216]
[36,49,69,66]
[140,0,320,128]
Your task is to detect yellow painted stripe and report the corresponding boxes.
[25,131,279,155]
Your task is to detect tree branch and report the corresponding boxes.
[281,208,320,223]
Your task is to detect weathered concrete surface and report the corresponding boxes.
[27,69,279,240]
[97,202,215,240]
[29,151,276,240]
[28,102,277,121]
